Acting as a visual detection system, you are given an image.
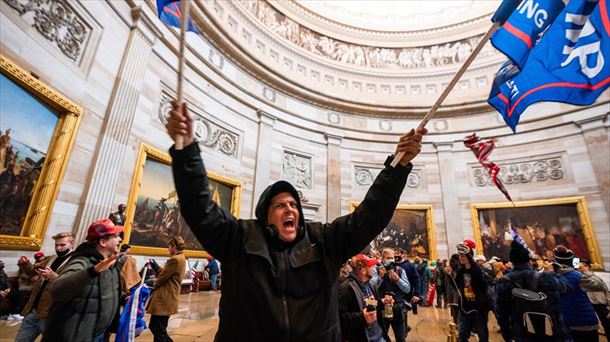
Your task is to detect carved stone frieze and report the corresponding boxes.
[239,0,496,70]
[355,166,422,188]
[282,151,312,189]
[472,157,564,187]
[4,0,91,63]
[159,91,240,158]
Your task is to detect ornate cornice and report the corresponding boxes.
[192,0,497,118]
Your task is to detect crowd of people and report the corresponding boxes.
[1,101,608,342]
[336,238,610,342]
[0,217,221,342]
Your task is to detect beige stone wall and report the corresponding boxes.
[1,0,608,273]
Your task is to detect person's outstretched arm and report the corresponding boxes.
[325,128,427,263]
[167,101,241,261]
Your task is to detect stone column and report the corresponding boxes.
[326,134,342,221]
[251,110,276,215]
[75,7,156,242]
[435,142,464,251]
[577,115,610,215]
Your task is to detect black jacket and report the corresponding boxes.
[171,143,412,342]
[448,253,490,313]
[338,274,383,342]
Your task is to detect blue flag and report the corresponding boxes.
[156,0,199,33]
[491,0,566,69]
[489,0,610,132]
[116,285,152,342]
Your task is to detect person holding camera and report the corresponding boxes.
[15,232,74,342]
[339,254,392,342]
[445,242,491,342]
[373,248,411,342]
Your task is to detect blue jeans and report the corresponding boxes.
[15,310,46,342]
[210,274,218,290]
[458,310,489,342]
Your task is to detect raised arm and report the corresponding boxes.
[49,258,93,303]
[167,102,241,261]
[325,128,427,263]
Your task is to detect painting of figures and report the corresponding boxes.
[128,157,202,250]
[350,203,437,261]
[472,197,603,268]
[125,144,241,257]
[0,73,59,236]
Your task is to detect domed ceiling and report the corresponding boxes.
[194,0,507,117]
[288,0,500,33]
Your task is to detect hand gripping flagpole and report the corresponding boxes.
[174,0,190,151]
[390,0,520,168]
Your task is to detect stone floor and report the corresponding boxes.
[0,291,507,341]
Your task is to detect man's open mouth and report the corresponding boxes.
[283,218,295,228]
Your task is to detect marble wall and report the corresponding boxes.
[0,0,608,273]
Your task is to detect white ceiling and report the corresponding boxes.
[295,0,501,31]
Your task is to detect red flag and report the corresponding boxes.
[464,133,512,201]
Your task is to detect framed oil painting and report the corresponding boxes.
[349,203,437,261]
[471,196,604,269]
[0,54,82,250]
[124,143,241,257]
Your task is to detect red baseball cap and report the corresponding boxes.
[86,219,123,241]
[463,239,476,250]
[34,252,45,260]
[353,254,377,267]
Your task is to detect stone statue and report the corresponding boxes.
[109,204,126,226]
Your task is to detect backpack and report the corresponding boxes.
[503,272,554,338]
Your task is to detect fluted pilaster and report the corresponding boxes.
[435,142,464,251]
[577,115,610,215]
[75,9,154,242]
[251,110,276,215]
[326,134,342,221]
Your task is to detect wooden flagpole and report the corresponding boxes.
[390,21,501,167]
[174,0,190,150]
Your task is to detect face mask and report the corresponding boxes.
[57,249,70,257]
[384,259,393,266]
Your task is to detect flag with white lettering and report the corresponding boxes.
[491,0,565,69]
[116,284,152,342]
[488,0,610,132]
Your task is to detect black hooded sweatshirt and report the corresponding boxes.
[171,142,412,342]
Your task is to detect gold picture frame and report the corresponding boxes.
[124,143,241,258]
[0,54,83,250]
[349,202,437,261]
[471,196,604,269]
